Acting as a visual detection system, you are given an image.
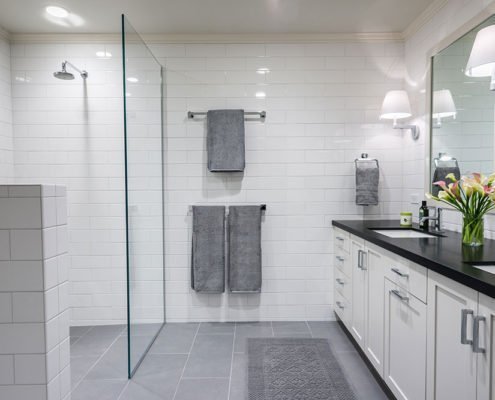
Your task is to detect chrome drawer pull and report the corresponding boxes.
[357,250,367,270]
[336,256,344,262]
[336,236,344,242]
[473,316,486,353]
[461,309,474,345]
[336,301,345,310]
[390,289,409,302]
[336,278,345,285]
[391,267,409,278]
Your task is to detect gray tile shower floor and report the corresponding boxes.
[69,321,389,400]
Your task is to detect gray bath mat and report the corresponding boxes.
[248,338,357,400]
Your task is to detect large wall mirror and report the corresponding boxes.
[430,14,495,194]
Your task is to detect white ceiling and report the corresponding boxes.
[0,0,433,35]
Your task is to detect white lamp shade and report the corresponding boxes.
[433,89,457,119]
[380,90,412,120]
[465,25,495,77]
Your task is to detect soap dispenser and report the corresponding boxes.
[419,200,429,229]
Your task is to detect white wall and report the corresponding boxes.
[154,41,406,321]
[403,0,495,233]
[10,43,127,325]
[0,34,14,182]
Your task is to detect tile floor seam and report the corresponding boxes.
[70,328,126,395]
[70,325,95,347]
[171,322,201,400]
[306,321,314,338]
[227,322,237,400]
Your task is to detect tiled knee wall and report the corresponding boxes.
[0,185,70,400]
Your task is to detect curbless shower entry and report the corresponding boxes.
[122,14,165,378]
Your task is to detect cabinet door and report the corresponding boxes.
[365,245,385,376]
[427,271,478,400]
[384,279,427,400]
[350,236,366,348]
[477,293,494,400]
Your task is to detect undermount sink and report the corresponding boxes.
[371,229,438,239]
[472,265,495,274]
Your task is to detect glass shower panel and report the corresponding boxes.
[122,15,165,377]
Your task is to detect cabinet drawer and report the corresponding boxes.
[334,291,350,326]
[334,228,350,254]
[384,254,427,303]
[334,249,351,278]
[335,267,351,300]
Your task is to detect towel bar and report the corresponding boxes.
[187,110,266,121]
[188,204,267,214]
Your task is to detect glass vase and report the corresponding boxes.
[462,216,484,247]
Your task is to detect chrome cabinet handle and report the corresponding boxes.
[336,301,345,310]
[473,316,486,353]
[391,267,409,278]
[461,309,474,345]
[390,289,409,302]
[336,256,344,262]
[336,236,344,242]
[357,250,367,270]
[336,278,345,285]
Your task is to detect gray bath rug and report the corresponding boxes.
[247,338,357,400]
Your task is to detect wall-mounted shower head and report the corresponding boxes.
[53,61,88,80]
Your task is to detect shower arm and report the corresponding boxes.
[64,60,88,78]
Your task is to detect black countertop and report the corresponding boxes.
[332,220,495,298]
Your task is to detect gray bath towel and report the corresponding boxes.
[432,166,460,196]
[207,109,245,172]
[355,162,379,206]
[228,206,262,293]
[191,206,226,293]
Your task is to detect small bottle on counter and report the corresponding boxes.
[400,212,413,227]
[419,200,429,229]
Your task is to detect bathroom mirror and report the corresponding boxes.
[430,14,495,193]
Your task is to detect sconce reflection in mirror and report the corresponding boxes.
[379,90,419,140]
[432,89,456,128]
[465,25,495,91]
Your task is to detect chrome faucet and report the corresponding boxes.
[420,207,443,231]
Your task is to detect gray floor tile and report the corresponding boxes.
[119,381,163,400]
[198,322,235,334]
[234,324,273,353]
[183,334,234,378]
[229,353,247,400]
[70,333,119,357]
[272,321,311,334]
[86,324,126,338]
[85,337,127,380]
[70,355,100,385]
[71,379,127,400]
[131,354,187,399]
[150,323,199,354]
[174,378,230,400]
[70,326,93,337]
[308,321,357,353]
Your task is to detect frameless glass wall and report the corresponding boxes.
[122,14,165,377]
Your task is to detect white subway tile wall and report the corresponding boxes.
[0,36,13,182]
[0,184,70,400]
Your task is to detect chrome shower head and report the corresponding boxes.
[53,61,88,80]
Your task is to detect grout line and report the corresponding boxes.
[305,321,314,338]
[69,326,125,395]
[270,321,274,337]
[227,322,237,400]
[172,322,201,400]
[70,325,95,347]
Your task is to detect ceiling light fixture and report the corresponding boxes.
[379,90,419,140]
[46,6,69,18]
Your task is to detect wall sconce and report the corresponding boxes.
[465,25,495,91]
[432,89,456,128]
[379,90,419,140]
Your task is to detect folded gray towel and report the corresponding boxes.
[432,166,460,196]
[356,162,379,206]
[191,206,226,293]
[207,109,245,172]
[228,206,262,293]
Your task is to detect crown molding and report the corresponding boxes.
[402,0,449,40]
[9,31,403,44]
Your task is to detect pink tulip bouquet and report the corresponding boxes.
[427,172,495,246]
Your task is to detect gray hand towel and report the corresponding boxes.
[228,206,262,293]
[191,206,226,293]
[207,109,245,172]
[355,162,379,206]
[432,166,460,196]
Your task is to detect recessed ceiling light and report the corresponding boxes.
[46,6,69,18]
[96,51,112,59]
[127,77,138,83]
[257,67,270,75]
[255,91,266,98]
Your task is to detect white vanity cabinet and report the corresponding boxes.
[350,236,366,348]
[477,293,495,400]
[333,228,352,327]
